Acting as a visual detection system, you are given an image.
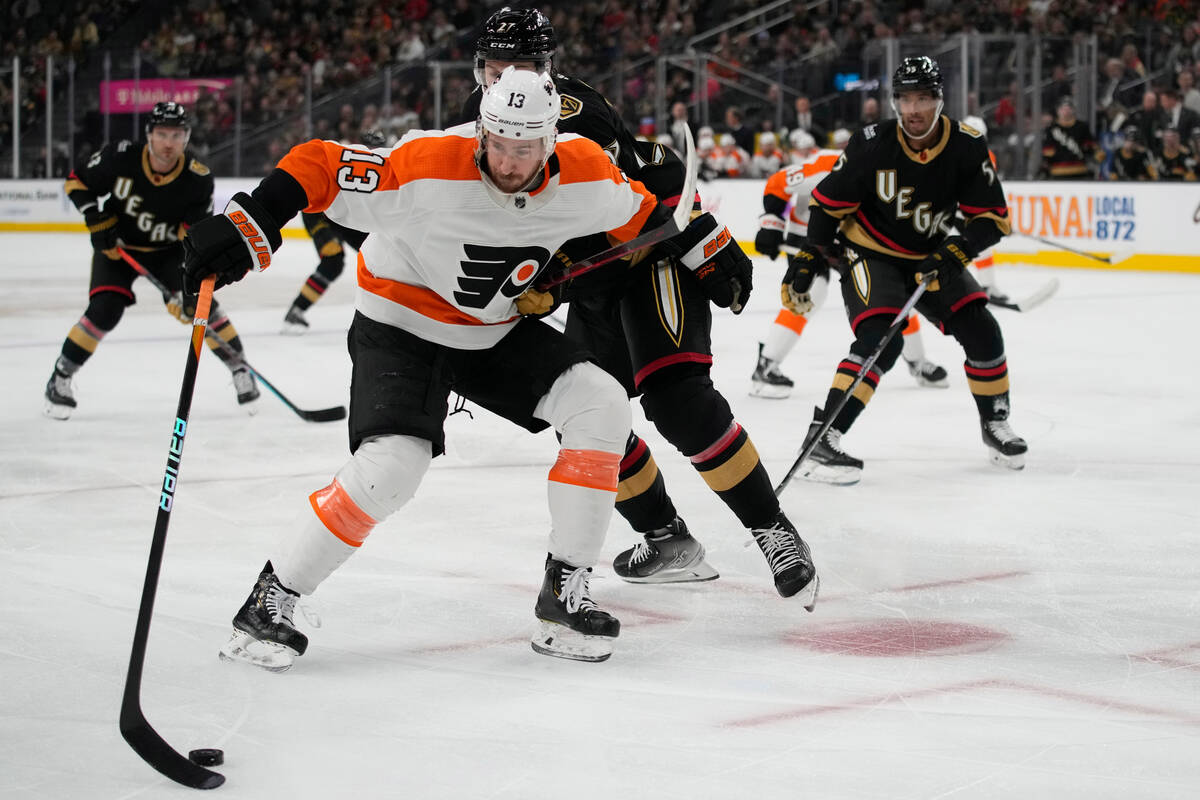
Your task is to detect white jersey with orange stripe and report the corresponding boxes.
[762,148,843,231]
[276,124,659,349]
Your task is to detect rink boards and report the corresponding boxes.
[2,177,1196,273]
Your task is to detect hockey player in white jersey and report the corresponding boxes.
[182,68,731,667]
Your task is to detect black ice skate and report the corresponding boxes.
[532,556,620,662]
[750,342,794,399]
[281,304,310,335]
[43,360,77,420]
[231,364,260,410]
[612,517,719,584]
[219,561,308,672]
[981,417,1027,470]
[799,406,863,485]
[903,357,949,388]
[750,511,819,609]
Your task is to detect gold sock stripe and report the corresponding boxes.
[66,324,100,353]
[968,375,1011,396]
[832,373,876,404]
[697,438,761,493]
[616,457,660,503]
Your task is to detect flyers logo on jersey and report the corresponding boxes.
[228,210,272,268]
[456,243,552,308]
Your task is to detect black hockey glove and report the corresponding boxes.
[84,209,120,260]
[916,235,973,290]
[182,192,282,294]
[754,213,786,260]
[781,244,829,315]
[668,212,753,313]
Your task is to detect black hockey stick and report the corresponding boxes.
[775,270,938,496]
[986,277,1060,312]
[537,125,699,291]
[119,249,347,423]
[120,274,225,790]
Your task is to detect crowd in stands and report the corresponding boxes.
[3,0,1200,181]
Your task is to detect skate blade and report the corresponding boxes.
[218,629,296,672]
[280,322,309,336]
[43,401,73,420]
[793,574,820,612]
[749,382,792,400]
[913,375,949,389]
[988,449,1025,470]
[800,462,861,486]
[619,558,720,584]
[237,397,261,416]
[530,621,615,663]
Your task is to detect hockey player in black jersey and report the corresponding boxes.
[460,7,817,605]
[1110,126,1159,181]
[45,101,259,419]
[786,56,1027,482]
[280,129,382,334]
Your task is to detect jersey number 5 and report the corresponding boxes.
[336,149,385,193]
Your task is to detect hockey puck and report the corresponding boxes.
[188,748,224,767]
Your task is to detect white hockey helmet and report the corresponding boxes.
[962,114,988,138]
[832,127,852,148]
[789,129,816,151]
[477,66,560,174]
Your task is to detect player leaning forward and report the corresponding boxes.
[185,68,724,665]
[787,56,1027,484]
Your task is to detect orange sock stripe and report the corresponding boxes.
[773,308,809,335]
[549,448,621,492]
[309,478,378,547]
[902,314,920,335]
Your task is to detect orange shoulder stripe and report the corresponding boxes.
[278,135,479,213]
[764,169,789,202]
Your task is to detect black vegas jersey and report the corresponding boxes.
[64,140,214,250]
[458,73,686,202]
[809,117,1010,261]
[1111,147,1157,180]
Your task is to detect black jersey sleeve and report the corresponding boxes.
[181,158,216,226]
[955,134,1011,254]
[807,138,863,246]
[64,142,122,215]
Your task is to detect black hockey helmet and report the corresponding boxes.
[359,129,386,148]
[1121,124,1141,143]
[892,56,943,98]
[474,6,557,86]
[145,101,191,135]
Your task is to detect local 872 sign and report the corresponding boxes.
[1005,190,1138,243]
[100,79,234,113]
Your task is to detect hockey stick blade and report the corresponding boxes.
[988,277,1060,313]
[120,713,224,790]
[118,249,347,423]
[538,125,698,290]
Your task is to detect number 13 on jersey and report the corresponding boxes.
[336,149,385,193]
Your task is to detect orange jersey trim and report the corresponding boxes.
[356,253,518,328]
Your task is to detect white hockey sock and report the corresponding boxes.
[272,503,359,596]
[762,318,803,364]
[901,318,926,363]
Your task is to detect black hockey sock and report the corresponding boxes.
[204,304,246,367]
[614,433,678,533]
[291,265,336,312]
[965,356,1011,419]
[688,423,780,529]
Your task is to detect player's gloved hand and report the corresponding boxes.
[84,209,120,260]
[165,291,194,324]
[516,282,565,318]
[668,212,753,313]
[754,213,785,259]
[182,192,281,294]
[916,235,973,290]
[781,244,829,315]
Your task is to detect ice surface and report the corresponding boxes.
[1,233,1197,799]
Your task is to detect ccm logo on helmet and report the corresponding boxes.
[228,210,272,268]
